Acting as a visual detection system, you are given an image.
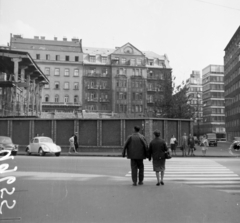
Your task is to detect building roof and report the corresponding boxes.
[83,47,115,56]
[224,26,240,51]
[0,49,49,83]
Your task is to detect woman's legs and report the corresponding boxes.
[156,171,160,185]
[160,171,165,185]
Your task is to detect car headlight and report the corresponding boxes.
[57,146,61,151]
[42,146,49,151]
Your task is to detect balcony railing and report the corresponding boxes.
[147,88,157,92]
[85,72,109,78]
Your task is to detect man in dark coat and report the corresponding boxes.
[122,126,148,186]
[74,132,79,152]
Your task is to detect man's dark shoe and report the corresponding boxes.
[138,182,143,185]
[132,183,137,186]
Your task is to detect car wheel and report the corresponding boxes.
[26,148,31,155]
[55,152,60,157]
[39,148,45,156]
[11,151,17,156]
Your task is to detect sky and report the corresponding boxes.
[0,0,240,85]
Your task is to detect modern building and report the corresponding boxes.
[10,35,172,116]
[0,49,49,117]
[201,65,226,140]
[224,26,240,141]
[186,70,203,137]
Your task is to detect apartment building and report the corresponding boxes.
[224,26,240,140]
[201,65,226,140]
[10,35,172,116]
[10,35,83,112]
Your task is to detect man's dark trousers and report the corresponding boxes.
[131,159,144,184]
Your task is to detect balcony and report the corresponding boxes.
[85,72,109,78]
[147,88,157,92]
[99,98,109,103]
[86,98,98,102]
[87,85,98,90]
[147,99,154,103]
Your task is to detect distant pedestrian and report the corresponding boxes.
[122,126,148,186]
[170,135,177,156]
[149,130,169,186]
[69,135,77,154]
[188,133,195,156]
[181,133,188,157]
[74,132,79,152]
[200,135,209,156]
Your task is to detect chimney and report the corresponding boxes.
[13,34,22,38]
[63,37,67,41]
[54,37,57,40]
[72,38,79,42]
[34,36,39,39]
[41,36,45,40]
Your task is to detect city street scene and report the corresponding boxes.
[0,0,240,222]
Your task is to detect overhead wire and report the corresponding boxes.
[194,0,240,11]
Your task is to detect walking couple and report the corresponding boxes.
[122,126,170,186]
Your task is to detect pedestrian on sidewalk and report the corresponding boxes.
[200,135,209,156]
[170,135,177,156]
[74,132,79,152]
[188,133,195,156]
[69,135,77,154]
[181,133,188,157]
[148,130,169,186]
[122,126,148,186]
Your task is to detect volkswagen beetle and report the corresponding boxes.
[26,137,61,156]
[0,136,18,156]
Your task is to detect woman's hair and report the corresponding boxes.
[154,130,160,137]
[134,126,140,132]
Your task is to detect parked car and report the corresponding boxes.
[231,137,240,151]
[0,136,18,156]
[206,133,217,146]
[26,137,61,156]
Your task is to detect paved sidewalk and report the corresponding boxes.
[16,142,240,158]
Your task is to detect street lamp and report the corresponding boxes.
[196,93,201,140]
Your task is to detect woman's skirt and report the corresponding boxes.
[171,144,176,151]
[153,159,166,172]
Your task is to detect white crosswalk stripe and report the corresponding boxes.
[125,158,240,195]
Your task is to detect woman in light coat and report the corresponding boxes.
[200,135,209,156]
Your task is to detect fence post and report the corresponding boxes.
[8,120,12,137]
[144,119,152,143]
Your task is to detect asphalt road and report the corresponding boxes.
[1,155,240,223]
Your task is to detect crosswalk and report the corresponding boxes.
[125,158,240,195]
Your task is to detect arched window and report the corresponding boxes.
[64,95,69,103]
[45,95,49,102]
[74,95,78,103]
[55,94,59,103]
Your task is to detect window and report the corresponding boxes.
[56,55,60,61]
[149,60,153,66]
[65,55,69,61]
[74,82,79,90]
[44,84,50,89]
[54,68,60,76]
[54,82,60,89]
[45,67,50,76]
[64,95,69,103]
[55,95,59,103]
[74,95,78,103]
[64,68,70,76]
[130,59,135,66]
[75,56,79,62]
[89,56,96,62]
[121,58,126,64]
[137,59,141,65]
[102,57,107,63]
[45,95,49,102]
[36,54,40,60]
[64,82,69,89]
[74,69,79,77]
[46,54,50,60]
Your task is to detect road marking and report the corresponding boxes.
[125,159,240,195]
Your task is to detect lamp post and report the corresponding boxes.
[197,93,201,140]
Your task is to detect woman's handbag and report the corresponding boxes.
[160,151,172,159]
[165,151,172,159]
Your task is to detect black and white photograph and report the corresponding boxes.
[0,0,240,222]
